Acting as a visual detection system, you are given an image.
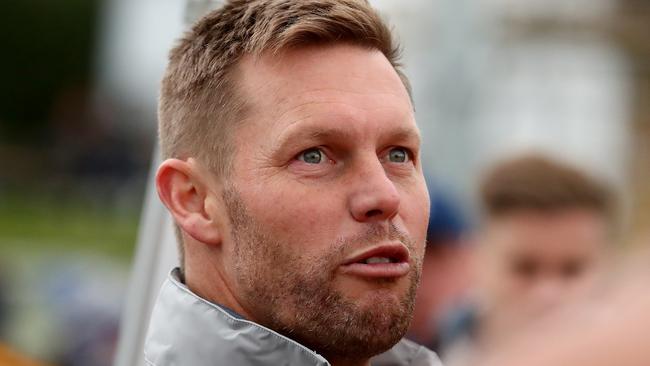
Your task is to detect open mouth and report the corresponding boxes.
[340,244,411,278]
[360,257,400,264]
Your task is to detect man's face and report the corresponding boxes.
[478,209,607,326]
[217,44,429,359]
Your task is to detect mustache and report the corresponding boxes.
[331,222,416,260]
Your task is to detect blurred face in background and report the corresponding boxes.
[477,208,608,331]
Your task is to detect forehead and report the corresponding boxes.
[234,44,415,132]
[485,209,608,259]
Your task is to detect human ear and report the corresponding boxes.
[155,158,222,245]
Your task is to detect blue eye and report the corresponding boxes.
[298,148,324,164]
[388,147,409,163]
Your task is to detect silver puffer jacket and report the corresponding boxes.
[145,269,442,366]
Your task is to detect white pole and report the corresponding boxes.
[112,3,224,365]
[112,148,178,366]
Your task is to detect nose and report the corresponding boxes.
[530,277,565,310]
[348,158,401,222]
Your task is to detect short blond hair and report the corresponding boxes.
[159,0,409,176]
[159,0,409,270]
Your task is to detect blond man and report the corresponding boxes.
[144,1,439,365]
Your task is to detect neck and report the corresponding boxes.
[184,253,255,321]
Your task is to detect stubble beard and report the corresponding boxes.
[224,187,423,360]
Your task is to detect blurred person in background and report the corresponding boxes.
[145,1,439,365]
[481,244,650,366]
[441,153,617,365]
[407,185,472,352]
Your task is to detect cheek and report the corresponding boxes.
[244,185,346,239]
[482,261,523,303]
[567,270,598,294]
[503,273,531,299]
[400,189,429,239]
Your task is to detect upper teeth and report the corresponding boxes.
[364,257,391,264]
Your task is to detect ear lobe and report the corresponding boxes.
[156,158,222,245]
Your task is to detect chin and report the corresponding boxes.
[339,272,409,290]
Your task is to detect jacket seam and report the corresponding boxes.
[143,352,155,366]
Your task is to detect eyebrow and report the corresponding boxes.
[382,126,422,145]
[273,123,421,152]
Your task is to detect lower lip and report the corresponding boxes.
[339,262,410,278]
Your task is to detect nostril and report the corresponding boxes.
[365,209,382,218]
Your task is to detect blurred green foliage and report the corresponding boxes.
[0,0,143,262]
[0,191,139,259]
[0,0,99,144]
